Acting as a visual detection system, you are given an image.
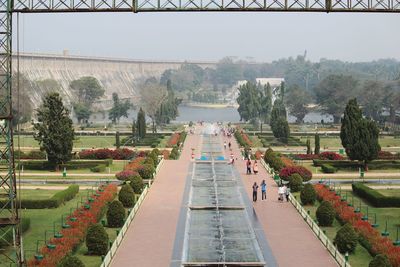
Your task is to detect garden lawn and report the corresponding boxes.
[20,191,91,261]
[15,135,116,149]
[292,192,373,266]
[299,136,400,149]
[19,189,61,200]
[342,190,400,240]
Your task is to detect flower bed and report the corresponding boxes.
[167,133,180,147]
[279,166,312,182]
[280,156,295,167]
[292,154,320,160]
[292,152,344,161]
[124,157,145,172]
[79,148,135,160]
[27,184,117,267]
[378,151,400,160]
[315,184,400,267]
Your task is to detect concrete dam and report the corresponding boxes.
[13,53,215,110]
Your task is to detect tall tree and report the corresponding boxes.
[108,92,132,124]
[270,99,290,143]
[70,76,105,106]
[359,80,386,121]
[140,82,168,133]
[306,139,311,155]
[137,107,146,139]
[33,92,74,169]
[314,134,320,154]
[236,82,261,122]
[12,74,34,126]
[131,119,137,140]
[286,85,312,123]
[155,79,182,125]
[340,99,380,170]
[314,75,358,123]
[259,83,273,124]
[73,103,91,124]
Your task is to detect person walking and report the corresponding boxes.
[252,182,259,202]
[246,159,252,174]
[253,160,259,174]
[224,141,227,149]
[278,184,285,202]
[285,184,291,202]
[228,142,232,150]
[261,180,266,200]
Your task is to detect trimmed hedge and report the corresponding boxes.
[86,223,109,255]
[300,184,317,205]
[118,184,135,208]
[19,159,112,171]
[0,185,79,209]
[107,200,125,228]
[321,164,337,173]
[334,223,358,253]
[369,254,392,267]
[289,174,303,192]
[129,174,144,194]
[313,159,400,170]
[316,200,335,226]
[0,217,30,248]
[352,182,400,207]
[58,255,85,267]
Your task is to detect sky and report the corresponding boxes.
[14,12,400,63]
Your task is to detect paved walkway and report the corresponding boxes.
[225,138,338,267]
[111,130,201,267]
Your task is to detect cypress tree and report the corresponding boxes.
[306,139,311,154]
[131,119,136,142]
[270,99,290,143]
[115,131,120,149]
[340,99,380,170]
[314,134,320,154]
[137,107,146,139]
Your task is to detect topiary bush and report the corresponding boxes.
[334,223,358,253]
[321,164,337,173]
[138,164,155,179]
[300,184,317,205]
[289,174,303,192]
[369,254,392,267]
[58,254,85,267]
[118,184,135,208]
[129,174,144,194]
[316,200,335,226]
[144,157,155,168]
[85,223,109,255]
[107,200,125,227]
[115,170,137,181]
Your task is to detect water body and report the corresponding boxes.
[85,106,332,124]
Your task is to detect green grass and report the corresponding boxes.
[293,192,373,266]
[377,189,400,197]
[15,135,117,149]
[20,191,92,261]
[19,189,61,200]
[299,136,400,149]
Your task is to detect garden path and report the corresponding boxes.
[110,130,201,267]
[225,137,338,267]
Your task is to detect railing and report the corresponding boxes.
[100,157,164,267]
[260,159,351,267]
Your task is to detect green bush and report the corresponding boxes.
[289,174,303,192]
[369,254,392,267]
[316,201,335,226]
[58,255,85,267]
[300,184,316,205]
[0,185,79,209]
[263,148,285,172]
[129,174,144,194]
[169,147,179,160]
[144,157,155,168]
[334,223,358,253]
[313,159,400,170]
[138,164,155,179]
[86,224,109,255]
[321,164,337,173]
[90,164,106,173]
[118,184,135,208]
[352,182,400,207]
[19,160,112,170]
[0,217,30,248]
[107,200,125,227]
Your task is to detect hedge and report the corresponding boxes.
[352,182,400,207]
[313,159,400,170]
[0,217,30,248]
[321,164,337,173]
[0,185,79,209]
[19,159,112,171]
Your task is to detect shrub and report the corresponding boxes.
[264,148,285,171]
[86,223,109,255]
[107,200,125,227]
[352,182,400,207]
[321,164,337,173]
[129,174,144,194]
[115,170,137,181]
[316,200,335,226]
[300,184,316,205]
[279,166,312,182]
[377,150,399,160]
[90,164,106,173]
[334,223,358,253]
[138,164,155,179]
[58,255,85,267]
[167,133,180,147]
[319,152,344,160]
[369,254,392,267]
[144,157,155,168]
[289,174,303,192]
[169,147,179,160]
[118,184,135,208]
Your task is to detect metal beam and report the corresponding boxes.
[11,0,400,13]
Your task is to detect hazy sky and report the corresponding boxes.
[14,12,400,63]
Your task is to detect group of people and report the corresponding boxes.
[252,181,290,202]
[246,159,258,175]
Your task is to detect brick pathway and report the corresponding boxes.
[225,137,338,267]
[110,131,201,267]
